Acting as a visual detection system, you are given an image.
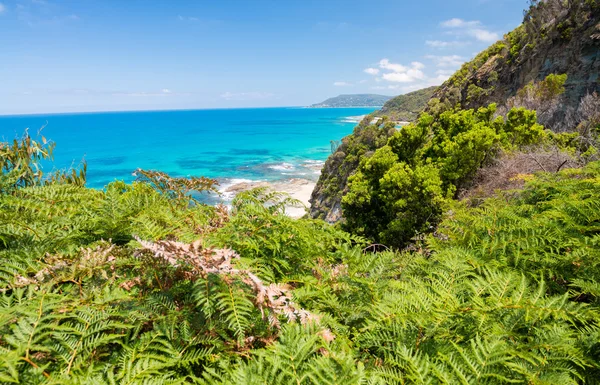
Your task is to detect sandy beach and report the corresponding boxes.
[224,178,316,218]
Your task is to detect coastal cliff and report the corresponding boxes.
[310,1,600,223]
[429,2,599,116]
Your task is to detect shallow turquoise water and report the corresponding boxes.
[0,107,375,189]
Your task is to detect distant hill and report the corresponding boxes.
[310,94,392,108]
[374,86,438,121]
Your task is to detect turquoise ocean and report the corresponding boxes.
[0,107,376,194]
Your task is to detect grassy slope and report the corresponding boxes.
[374,86,437,121]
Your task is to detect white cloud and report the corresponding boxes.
[0,3,5,13]
[333,81,352,86]
[382,72,415,83]
[426,40,467,48]
[364,67,379,75]
[377,59,426,83]
[220,91,274,100]
[365,56,456,92]
[425,54,465,68]
[440,18,480,28]
[469,28,499,42]
[439,18,499,43]
[382,82,435,94]
[113,89,181,97]
[382,68,426,83]
[411,61,425,70]
[379,59,407,73]
[367,56,463,94]
[435,69,455,76]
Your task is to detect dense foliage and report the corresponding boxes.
[310,86,440,222]
[341,104,551,246]
[2,132,600,384]
[3,2,599,383]
[309,117,398,221]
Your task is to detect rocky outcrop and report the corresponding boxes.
[430,3,600,116]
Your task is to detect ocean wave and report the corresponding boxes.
[302,159,324,174]
[341,115,365,123]
[267,162,295,171]
[303,159,325,166]
[218,178,257,200]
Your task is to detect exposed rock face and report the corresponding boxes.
[310,1,600,223]
[430,5,600,116]
[309,152,348,223]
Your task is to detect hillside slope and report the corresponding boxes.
[309,87,437,221]
[374,86,437,121]
[429,1,599,117]
[310,0,600,223]
[310,94,392,107]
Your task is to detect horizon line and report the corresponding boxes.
[0,105,382,118]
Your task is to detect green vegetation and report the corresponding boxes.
[341,104,550,246]
[314,0,600,225]
[309,117,397,221]
[2,131,600,384]
[310,86,439,221]
[516,73,568,103]
[3,1,600,382]
[310,94,392,108]
[375,86,437,122]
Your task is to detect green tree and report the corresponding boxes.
[342,104,546,248]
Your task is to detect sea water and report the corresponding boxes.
[0,107,376,192]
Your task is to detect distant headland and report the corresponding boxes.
[309,94,393,108]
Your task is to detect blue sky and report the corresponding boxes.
[0,0,526,114]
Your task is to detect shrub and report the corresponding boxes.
[342,104,548,248]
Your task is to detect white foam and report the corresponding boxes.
[218,178,257,200]
[341,115,365,123]
[268,162,295,171]
[303,160,325,166]
[220,178,255,188]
